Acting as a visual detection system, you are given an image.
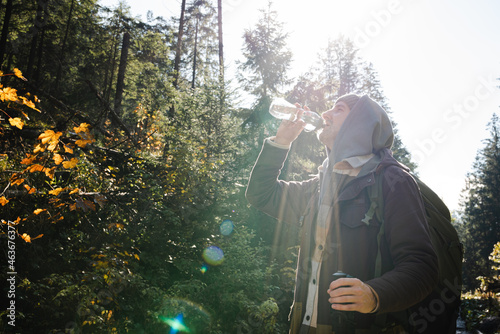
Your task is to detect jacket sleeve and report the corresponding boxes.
[366,166,439,313]
[245,139,318,225]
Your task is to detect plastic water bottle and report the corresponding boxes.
[269,98,323,132]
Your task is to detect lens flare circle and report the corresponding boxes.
[162,314,190,333]
[158,298,210,333]
[219,219,234,236]
[202,246,224,266]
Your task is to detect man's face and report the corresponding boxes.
[317,101,351,150]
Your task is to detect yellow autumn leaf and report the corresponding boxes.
[9,117,24,129]
[28,164,45,173]
[33,143,45,153]
[0,87,18,102]
[62,158,78,169]
[69,188,79,195]
[20,233,42,242]
[13,68,27,81]
[134,254,140,261]
[38,130,62,151]
[11,178,24,186]
[74,123,90,133]
[48,140,59,151]
[75,139,94,148]
[44,166,56,179]
[21,154,35,165]
[63,144,74,154]
[22,98,40,111]
[0,196,9,206]
[21,233,31,243]
[24,184,37,194]
[53,153,63,165]
[33,208,46,215]
[38,130,55,144]
[49,187,65,196]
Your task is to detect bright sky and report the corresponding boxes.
[100,0,500,212]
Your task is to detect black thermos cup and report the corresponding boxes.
[330,271,355,334]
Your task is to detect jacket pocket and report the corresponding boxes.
[339,197,378,229]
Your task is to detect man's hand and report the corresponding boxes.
[327,278,378,314]
[273,104,307,146]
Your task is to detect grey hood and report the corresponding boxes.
[330,94,394,165]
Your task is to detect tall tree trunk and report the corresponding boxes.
[55,0,75,90]
[191,16,199,89]
[0,0,13,69]
[173,0,186,89]
[33,26,46,82]
[27,0,49,79]
[114,32,130,117]
[169,0,187,118]
[104,39,119,103]
[217,0,224,82]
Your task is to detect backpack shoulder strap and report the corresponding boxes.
[365,168,391,332]
[361,169,385,226]
[370,168,386,277]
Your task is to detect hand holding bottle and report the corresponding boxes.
[269,98,323,132]
[273,103,307,146]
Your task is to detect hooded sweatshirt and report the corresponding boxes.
[246,95,438,333]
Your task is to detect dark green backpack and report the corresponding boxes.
[365,169,463,334]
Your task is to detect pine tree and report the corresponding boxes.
[460,113,500,290]
[316,35,360,105]
[182,0,219,88]
[173,0,186,90]
[237,1,292,101]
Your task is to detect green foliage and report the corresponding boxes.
[460,113,500,291]
[458,118,500,328]
[460,293,500,331]
[460,242,500,331]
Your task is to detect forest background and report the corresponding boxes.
[0,0,499,333]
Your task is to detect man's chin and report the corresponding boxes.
[318,129,334,149]
[317,129,328,144]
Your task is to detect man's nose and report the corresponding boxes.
[322,109,334,120]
